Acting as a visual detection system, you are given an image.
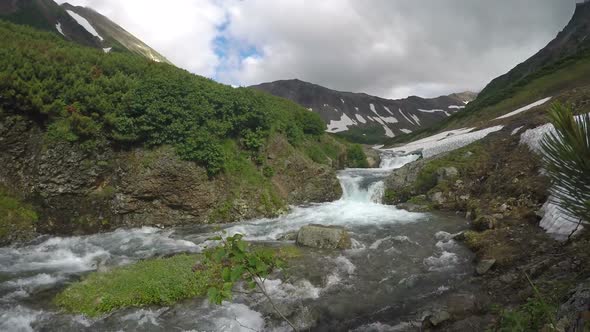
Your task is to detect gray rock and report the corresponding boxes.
[430,192,446,205]
[296,224,351,249]
[429,310,451,326]
[436,166,459,182]
[472,215,497,231]
[278,231,298,241]
[476,259,496,275]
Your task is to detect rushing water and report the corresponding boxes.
[0,152,474,332]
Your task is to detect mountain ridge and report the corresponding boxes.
[250,78,477,143]
[0,0,170,64]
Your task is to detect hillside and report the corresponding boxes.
[0,0,170,63]
[0,20,365,243]
[251,79,476,143]
[60,3,171,64]
[388,1,590,145]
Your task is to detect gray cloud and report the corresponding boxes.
[58,0,575,99]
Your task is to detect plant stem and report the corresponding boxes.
[250,272,298,331]
[524,272,557,329]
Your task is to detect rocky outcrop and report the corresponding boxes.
[0,115,343,239]
[296,224,352,249]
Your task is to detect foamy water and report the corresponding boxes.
[0,153,473,331]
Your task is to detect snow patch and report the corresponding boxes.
[494,97,552,120]
[55,22,65,36]
[400,128,412,134]
[326,113,356,133]
[398,108,416,126]
[418,109,451,116]
[66,10,103,40]
[511,126,524,135]
[102,47,112,53]
[410,113,421,125]
[355,114,367,124]
[383,125,395,138]
[379,116,399,124]
[341,98,345,104]
[539,199,583,239]
[384,126,503,158]
[383,106,394,115]
[448,105,465,109]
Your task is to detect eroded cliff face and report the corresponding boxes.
[0,114,342,240]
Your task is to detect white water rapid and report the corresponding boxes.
[0,151,475,332]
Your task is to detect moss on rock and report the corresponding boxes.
[0,186,38,245]
[55,254,221,317]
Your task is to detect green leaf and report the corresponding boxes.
[222,267,231,282]
[207,287,220,304]
[236,240,247,252]
[213,248,226,263]
[230,266,244,282]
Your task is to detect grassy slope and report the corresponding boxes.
[385,54,590,146]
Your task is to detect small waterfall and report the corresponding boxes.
[338,151,421,204]
[379,152,420,169]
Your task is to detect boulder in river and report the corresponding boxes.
[296,224,352,249]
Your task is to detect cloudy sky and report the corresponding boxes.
[57,0,576,99]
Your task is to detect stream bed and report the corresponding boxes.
[0,153,475,331]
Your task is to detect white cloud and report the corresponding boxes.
[57,0,225,77]
[57,0,575,99]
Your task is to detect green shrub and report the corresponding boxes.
[346,144,369,168]
[0,20,329,175]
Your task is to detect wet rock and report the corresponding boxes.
[278,231,298,241]
[436,166,458,182]
[396,202,430,212]
[476,259,496,275]
[428,310,451,326]
[557,280,590,330]
[296,224,351,249]
[472,215,497,231]
[452,231,466,241]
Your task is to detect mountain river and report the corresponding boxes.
[0,151,475,331]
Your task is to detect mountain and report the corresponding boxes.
[0,0,101,48]
[60,3,171,64]
[0,0,170,64]
[390,1,590,144]
[250,79,476,143]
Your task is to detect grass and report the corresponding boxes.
[54,254,221,317]
[0,186,38,243]
[55,245,302,317]
[498,297,558,332]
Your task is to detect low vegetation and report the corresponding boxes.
[54,243,300,317]
[0,20,356,177]
[0,186,38,245]
[55,254,218,317]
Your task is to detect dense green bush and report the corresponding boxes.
[0,20,326,175]
[346,144,369,168]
